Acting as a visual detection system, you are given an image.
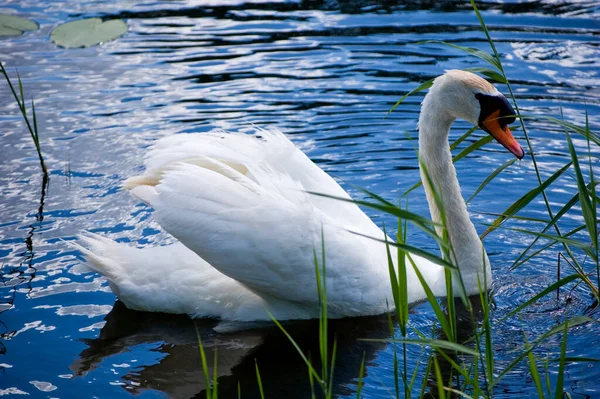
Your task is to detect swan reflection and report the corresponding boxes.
[72,301,394,398]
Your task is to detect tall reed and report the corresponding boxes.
[0,63,48,177]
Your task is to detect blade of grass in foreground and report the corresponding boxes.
[481,161,572,239]
[502,274,580,320]
[383,225,410,397]
[462,66,506,83]
[307,191,441,230]
[401,126,479,197]
[510,185,588,269]
[492,316,595,388]
[387,78,434,116]
[195,324,214,399]
[417,40,501,70]
[432,357,446,399]
[0,63,48,176]
[255,360,265,399]
[468,0,574,279]
[586,111,600,289]
[467,158,516,203]
[355,352,366,399]
[350,230,456,270]
[524,333,545,399]
[493,226,596,258]
[554,323,568,399]
[565,131,598,259]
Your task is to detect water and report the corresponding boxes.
[1,0,599,397]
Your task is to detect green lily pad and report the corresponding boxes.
[0,14,39,36]
[50,18,127,48]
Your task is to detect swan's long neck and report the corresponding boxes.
[418,90,491,292]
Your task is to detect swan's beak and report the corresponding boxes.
[480,110,524,159]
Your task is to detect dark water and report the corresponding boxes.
[1,0,599,397]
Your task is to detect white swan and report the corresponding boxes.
[72,70,523,328]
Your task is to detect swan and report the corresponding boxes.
[72,70,523,330]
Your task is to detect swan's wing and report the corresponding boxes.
[128,153,392,315]
[124,129,380,234]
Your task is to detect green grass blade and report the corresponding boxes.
[308,353,317,399]
[524,333,545,399]
[327,339,337,398]
[212,349,219,399]
[383,225,401,317]
[444,387,475,399]
[476,211,549,224]
[307,192,440,229]
[524,114,600,146]
[354,185,397,208]
[266,310,323,386]
[452,135,494,164]
[565,131,597,258]
[402,126,478,197]
[356,352,366,399]
[31,99,39,144]
[549,357,600,363]
[388,78,434,116]
[394,216,409,335]
[432,357,446,399]
[586,111,600,288]
[351,230,456,270]
[0,63,48,175]
[389,338,479,357]
[462,67,506,83]
[510,187,585,269]
[195,324,213,399]
[450,126,478,151]
[493,226,596,258]
[419,358,433,399]
[492,316,595,388]
[406,256,453,340]
[502,274,580,320]
[467,158,516,204]
[481,161,572,238]
[255,360,265,399]
[554,323,568,399]
[418,40,501,70]
[468,0,503,70]
[17,71,26,116]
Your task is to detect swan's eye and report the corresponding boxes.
[475,93,516,129]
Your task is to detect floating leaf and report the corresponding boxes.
[50,18,127,48]
[0,14,38,36]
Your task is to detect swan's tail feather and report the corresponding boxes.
[66,232,125,295]
[67,232,277,320]
[122,175,160,190]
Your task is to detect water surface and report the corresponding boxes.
[1,0,599,398]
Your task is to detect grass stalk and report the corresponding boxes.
[0,63,48,177]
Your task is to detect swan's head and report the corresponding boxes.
[429,70,524,159]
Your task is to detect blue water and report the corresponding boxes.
[1,1,599,398]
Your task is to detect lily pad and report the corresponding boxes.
[50,18,127,48]
[0,14,39,36]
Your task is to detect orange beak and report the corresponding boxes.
[481,110,524,159]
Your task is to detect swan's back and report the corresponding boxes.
[124,129,395,316]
